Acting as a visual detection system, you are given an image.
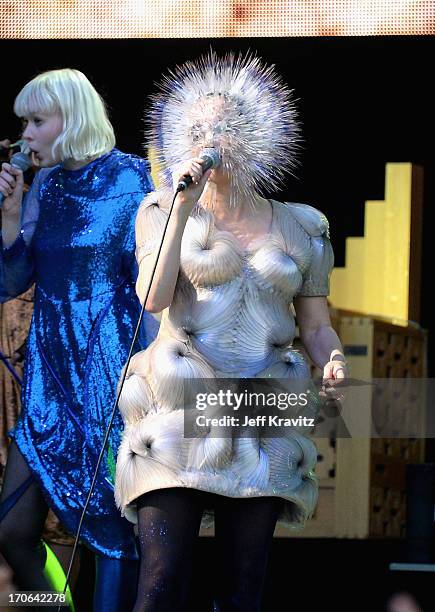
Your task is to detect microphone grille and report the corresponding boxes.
[201,147,220,169]
[11,152,32,172]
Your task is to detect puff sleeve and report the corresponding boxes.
[135,190,170,267]
[133,188,174,315]
[288,202,334,297]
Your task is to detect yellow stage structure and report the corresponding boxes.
[329,163,423,325]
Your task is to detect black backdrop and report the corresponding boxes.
[1,36,434,371]
[1,36,435,610]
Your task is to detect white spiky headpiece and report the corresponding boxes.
[147,52,301,208]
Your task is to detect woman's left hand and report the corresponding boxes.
[322,359,348,382]
[320,355,348,401]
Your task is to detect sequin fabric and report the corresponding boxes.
[0,149,157,560]
[115,191,334,530]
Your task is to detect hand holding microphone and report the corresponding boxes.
[0,151,32,212]
[176,147,220,192]
[173,148,220,217]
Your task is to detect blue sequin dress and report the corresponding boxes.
[0,148,157,560]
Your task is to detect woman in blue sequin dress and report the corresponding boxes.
[0,68,156,610]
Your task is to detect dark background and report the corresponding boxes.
[1,35,434,611]
[2,36,432,350]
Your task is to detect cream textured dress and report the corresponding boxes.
[115,191,334,529]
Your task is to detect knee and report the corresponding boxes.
[136,563,190,610]
[0,520,39,559]
[0,522,18,557]
[142,563,185,595]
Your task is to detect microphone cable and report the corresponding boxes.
[58,186,182,611]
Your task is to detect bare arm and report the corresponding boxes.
[136,159,211,312]
[136,204,190,312]
[293,295,347,380]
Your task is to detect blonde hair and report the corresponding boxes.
[14,68,115,162]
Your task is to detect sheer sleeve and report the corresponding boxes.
[288,202,334,297]
[0,168,52,301]
[119,163,160,346]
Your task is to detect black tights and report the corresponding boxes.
[134,487,282,612]
[0,441,51,592]
[0,441,138,612]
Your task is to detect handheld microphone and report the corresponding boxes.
[176,147,220,192]
[0,151,32,206]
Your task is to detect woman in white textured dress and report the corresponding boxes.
[115,53,348,611]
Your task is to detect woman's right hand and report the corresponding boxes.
[172,158,211,217]
[0,163,24,216]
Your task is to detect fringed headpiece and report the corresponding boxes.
[147,51,301,208]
